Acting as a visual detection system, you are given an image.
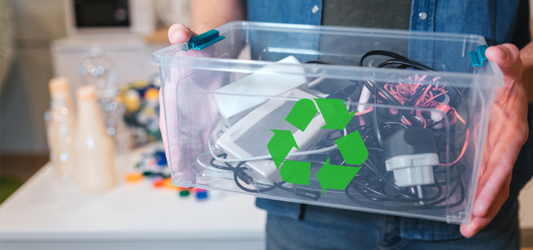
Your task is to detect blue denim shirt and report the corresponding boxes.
[245,0,533,241]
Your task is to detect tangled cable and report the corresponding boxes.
[201,50,472,211]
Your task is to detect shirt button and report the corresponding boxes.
[418,12,428,20]
[312,5,319,14]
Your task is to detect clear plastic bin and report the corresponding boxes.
[152,21,503,224]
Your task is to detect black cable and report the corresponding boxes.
[372,88,383,146]
[209,153,235,171]
[343,148,466,209]
[377,59,436,71]
[332,117,466,209]
[206,50,470,212]
[232,162,281,193]
[359,50,410,67]
[305,60,330,65]
[345,181,465,211]
[209,156,321,200]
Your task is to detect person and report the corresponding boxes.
[166,0,533,249]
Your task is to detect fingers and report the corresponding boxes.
[460,179,509,238]
[168,23,197,44]
[485,44,523,79]
[462,125,522,238]
[462,43,528,238]
[474,128,521,217]
[474,165,512,217]
[460,216,491,238]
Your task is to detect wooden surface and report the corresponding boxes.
[520,181,533,228]
[0,154,48,181]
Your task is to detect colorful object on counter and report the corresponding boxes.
[162,178,179,190]
[120,78,162,147]
[124,89,141,112]
[136,150,170,176]
[196,189,208,200]
[144,88,159,100]
[154,150,167,166]
[133,148,172,187]
[179,190,190,197]
[130,148,208,200]
[125,173,144,183]
[152,178,165,188]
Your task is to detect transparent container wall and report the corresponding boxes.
[153,22,503,224]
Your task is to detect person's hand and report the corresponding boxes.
[160,23,223,185]
[168,23,197,44]
[460,44,529,237]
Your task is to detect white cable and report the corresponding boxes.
[196,151,231,171]
[357,81,373,112]
[196,152,217,169]
[207,116,341,163]
[307,77,325,88]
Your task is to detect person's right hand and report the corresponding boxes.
[168,23,197,45]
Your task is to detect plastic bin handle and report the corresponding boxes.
[184,29,225,51]
[469,45,488,67]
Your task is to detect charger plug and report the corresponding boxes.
[383,128,438,187]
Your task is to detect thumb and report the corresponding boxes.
[485,44,523,80]
[168,23,197,45]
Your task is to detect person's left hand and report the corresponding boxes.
[460,44,529,238]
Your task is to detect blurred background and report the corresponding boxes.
[0,0,187,158]
[0,0,532,249]
[0,0,187,200]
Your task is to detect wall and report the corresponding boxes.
[1,0,66,154]
[2,0,533,155]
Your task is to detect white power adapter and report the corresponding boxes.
[215,88,326,184]
[214,56,307,126]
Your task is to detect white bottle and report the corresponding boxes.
[48,77,77,182]
[75,85,117,192]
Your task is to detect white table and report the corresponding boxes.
[0,147,267,250]
[2,146,531,250]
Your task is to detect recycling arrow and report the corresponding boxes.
[314,98,356,130]
[285,99,317,132]
[316,158,361,195]
[267,129,298,169]
[335,131,368,166]
[266,97,368,196]
[279,160,311,185]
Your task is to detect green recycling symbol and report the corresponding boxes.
[267,99,368,195]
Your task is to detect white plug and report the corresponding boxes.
[385,153,438,187]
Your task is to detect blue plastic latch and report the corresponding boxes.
[184,29,225,51]
[469,45,488,67]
